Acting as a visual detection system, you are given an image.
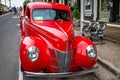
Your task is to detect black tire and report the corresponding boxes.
[90,36,93,41]
[23,74,27,80]
[21,65,25,72]
[99,36,104,41]
[82,33,85,37]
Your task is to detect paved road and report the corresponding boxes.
[0,13,20,80]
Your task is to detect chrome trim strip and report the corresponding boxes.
[51,65,58,68]
[55,22,69,72]
[51,58,57,60]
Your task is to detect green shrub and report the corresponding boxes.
[23,0,31,5]
[72,2,80,19]
[116,15,120,22]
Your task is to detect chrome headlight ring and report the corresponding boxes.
[28,46,39,62]
[86,45,96,59]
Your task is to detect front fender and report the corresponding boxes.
[20,36,52,72]
[72,36,97,69]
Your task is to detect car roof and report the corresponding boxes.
[27,2,70,11]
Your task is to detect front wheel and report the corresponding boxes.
[90,36,93,41]
[99,36,104,41]
[19,62,27,80]
[21,65,25,72]
[82,33,85,37]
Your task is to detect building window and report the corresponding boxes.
[85,0,91,10]
[99,0,111,22]
[84,0,93,19]
[119,1,120,15]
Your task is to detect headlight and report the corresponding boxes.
[86,45,96,59]
[28,46,39,62]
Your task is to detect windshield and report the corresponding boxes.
[32,9,70,21]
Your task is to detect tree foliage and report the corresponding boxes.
[23,0,31,5]
[72,2,80,19]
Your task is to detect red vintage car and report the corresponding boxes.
[20,2,97,78]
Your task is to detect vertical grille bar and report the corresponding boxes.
[57,50,71,73]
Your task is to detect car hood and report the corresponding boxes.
[32,20,74,52]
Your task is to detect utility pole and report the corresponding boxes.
[9,0,11,7]
[5,0,6,6]
[80,0,84,33]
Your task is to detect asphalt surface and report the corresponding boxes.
[0,13,20,80]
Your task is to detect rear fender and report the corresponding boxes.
[20,36,52,72]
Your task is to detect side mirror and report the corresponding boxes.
[25,16,29,21]
[25,16,28,19]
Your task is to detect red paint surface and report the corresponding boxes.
[20,2,97,73]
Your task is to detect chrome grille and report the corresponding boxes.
[57,50,71,73]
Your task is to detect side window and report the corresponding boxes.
[28,9,30,18]
[25,7,30,19]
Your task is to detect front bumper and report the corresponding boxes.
[23,66,98,78]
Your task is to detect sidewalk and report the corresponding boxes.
[105,26,120,44]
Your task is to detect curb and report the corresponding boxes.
[97,57,120,75]
[0,13,10,18]
[104,37,120,44]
